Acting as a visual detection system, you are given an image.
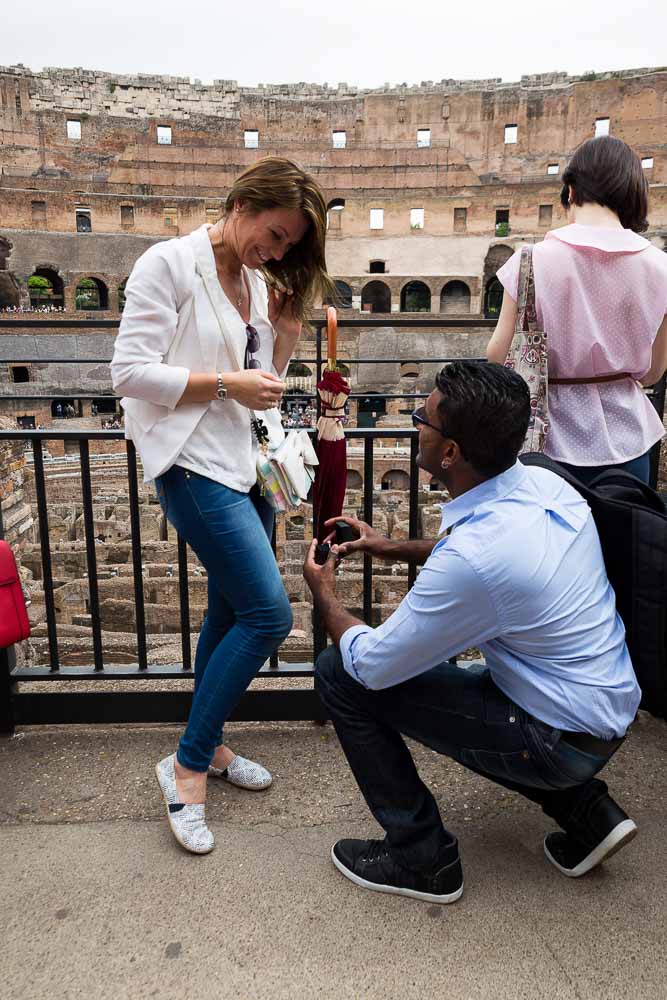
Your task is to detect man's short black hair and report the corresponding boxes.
[560,136,649,233]
[434,361,530,477]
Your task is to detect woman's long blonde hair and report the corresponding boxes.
[223,157,335,326]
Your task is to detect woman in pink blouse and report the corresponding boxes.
[487,136,667,484]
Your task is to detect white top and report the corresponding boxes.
[111,225,284,486]
[176,265,275,490]
[497,224,667,466]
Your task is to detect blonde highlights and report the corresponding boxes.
[224,157,335,326]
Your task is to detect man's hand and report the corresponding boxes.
[322,516,387,559]
[303,537,363,648]
[303,538,338,596]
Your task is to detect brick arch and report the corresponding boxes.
[400,280,431,312]
[440,280,471,314]
[361,280,391,313]
[381,469,410,490]
[118,276,129,312]
[75,275,110,311]
[29,265,66,308]
[483,244,514,288]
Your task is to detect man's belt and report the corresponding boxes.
[560,731,625,755]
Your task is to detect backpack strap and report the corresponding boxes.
[587,470,666,515]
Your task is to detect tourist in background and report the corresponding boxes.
[111,157,334,854]
[487,136,667,484]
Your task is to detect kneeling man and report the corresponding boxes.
[304,361,639,905]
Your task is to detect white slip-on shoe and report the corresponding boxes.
[208,754,272,790]
[155,754,214,855]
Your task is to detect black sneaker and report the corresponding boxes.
[544,795,637,878]
[331,838,463,904]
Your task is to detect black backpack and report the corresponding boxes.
[520,453,667,719]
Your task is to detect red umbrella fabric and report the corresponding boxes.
[313,307,350,541]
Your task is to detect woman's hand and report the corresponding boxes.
[225,370,285,410]
[268,287,301,341]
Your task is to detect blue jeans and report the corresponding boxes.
[155,466,292,771]
[558,450,651,486]
[315,650,622,871]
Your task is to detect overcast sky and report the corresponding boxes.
[3,0,665,89]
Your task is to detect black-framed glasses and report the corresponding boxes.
[245,323,261,370]
[411,405,449,438]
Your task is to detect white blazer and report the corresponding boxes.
[111,225,273,482]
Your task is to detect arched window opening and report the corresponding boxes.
[482,244,513,318]
[28,268,64,309]
[381,470,410,491]
[287,362,313,379]
[10,366,30,383]
[440,280,471,315]
[327,198,345,232]
[76,277,109,311]
[323,280,352,309]
[369,260,385,274]
[286,361,314,396]
[361,280,391,314]
[400,362,420,379]
[484,278,504,319]
[400,281,430,312]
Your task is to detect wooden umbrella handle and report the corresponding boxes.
[326,306,338,370]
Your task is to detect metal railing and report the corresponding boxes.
[1,317,665,732]
[0,425,426,731]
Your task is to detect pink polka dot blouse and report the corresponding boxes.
[497,223,667,466]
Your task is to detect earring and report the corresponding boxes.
[441,460,450,470]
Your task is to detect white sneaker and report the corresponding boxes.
[208,754,272,791]
[155,754,215,855]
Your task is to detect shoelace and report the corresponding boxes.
[361,840,391,865]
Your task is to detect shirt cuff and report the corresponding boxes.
[339,624,373,687]
[161,365,191,409]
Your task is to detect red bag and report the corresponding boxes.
[0,540,31,648]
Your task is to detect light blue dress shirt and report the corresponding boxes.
[339,462,641,739]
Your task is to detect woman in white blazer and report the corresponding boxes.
[111,158,333,854]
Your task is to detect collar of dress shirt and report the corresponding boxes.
[438,461,527,535]
[546,223,650,254]
[190,224,219,279]
[437,460,591,539]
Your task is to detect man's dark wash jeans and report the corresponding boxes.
[315,648,621,871]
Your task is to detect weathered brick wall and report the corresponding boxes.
[0,416,33,547]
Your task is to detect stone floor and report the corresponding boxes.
[1,712,666,1000]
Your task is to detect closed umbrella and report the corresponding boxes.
[313,307,350,541]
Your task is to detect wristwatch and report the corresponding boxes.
[215,372,227,400]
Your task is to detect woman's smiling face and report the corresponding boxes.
[232,202,309,269]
